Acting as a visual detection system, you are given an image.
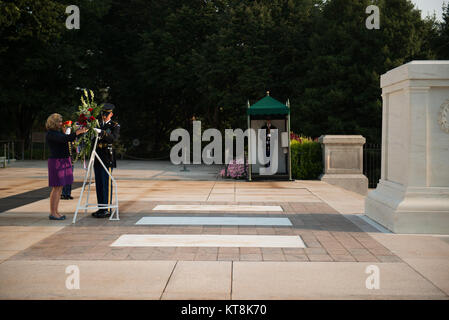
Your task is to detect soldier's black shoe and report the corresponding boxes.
[92,209,105,218]
[95,210,111,218]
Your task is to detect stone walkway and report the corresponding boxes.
[0,161,448,299]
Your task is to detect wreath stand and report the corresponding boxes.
[72,131,119,224]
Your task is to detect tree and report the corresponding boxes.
[0,0,441,157]
[433,3,449,58]
[296,0,437,143]
[0,0,66,144]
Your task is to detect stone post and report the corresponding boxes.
[365,61,449,234]
[318,135,368,195]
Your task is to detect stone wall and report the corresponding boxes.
[318,135,368,196]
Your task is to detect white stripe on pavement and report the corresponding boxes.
[111,235,305,248]
[136,216,292,226]
[152,205,283,212]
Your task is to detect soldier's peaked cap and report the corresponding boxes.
[102,103,115,113]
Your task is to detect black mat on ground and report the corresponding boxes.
[0,182,83,213]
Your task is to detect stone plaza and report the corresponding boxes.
[0,160,447,300]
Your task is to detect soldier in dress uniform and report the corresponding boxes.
[261,118,277,168]
[92,103,120,218]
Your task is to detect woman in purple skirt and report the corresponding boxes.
[45,113,87,220]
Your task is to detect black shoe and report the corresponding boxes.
[95,211,111,218]
[49,215,66,220]
[60,195,67,200]
[67,195,74,200]
[92,209,104,218]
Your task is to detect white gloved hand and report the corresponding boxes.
[65,128,71,134]
[94,128,102,134]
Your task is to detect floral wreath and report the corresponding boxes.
[64,89,102,162]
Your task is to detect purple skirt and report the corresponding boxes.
[48,158,74,187]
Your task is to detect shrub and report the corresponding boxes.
[290,135,323,180]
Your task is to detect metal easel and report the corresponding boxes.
[72,130,119,224]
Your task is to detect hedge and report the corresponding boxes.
[290,139,323,180]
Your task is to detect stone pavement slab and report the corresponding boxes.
[369,233,449,295]
[0,226,64,251]
[299,181,366,214]
[162,261,232,300]
[0,250,19,263]
[0,260,176,299]
[232,262,448,300]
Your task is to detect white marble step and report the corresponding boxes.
[111,234,305,248]
[136,216,292,226]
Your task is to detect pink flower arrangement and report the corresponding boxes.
[221,158,248,179]
[290,132,303,143]
[290,132,317,144]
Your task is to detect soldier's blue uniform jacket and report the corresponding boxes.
[94,116,120,215]
[95,120,120,168]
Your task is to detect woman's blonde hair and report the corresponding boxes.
[45,113,63,131]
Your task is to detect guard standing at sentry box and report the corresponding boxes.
[261,118,277,168]
[92,103,120,218]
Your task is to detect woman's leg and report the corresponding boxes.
[50,186,63,217]
[50,187,58,216]
[54,186,63,216]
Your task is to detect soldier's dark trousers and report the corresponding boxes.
[94,161,113,210]
[62,165,74,196]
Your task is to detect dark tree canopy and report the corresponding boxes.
[0,0,446,157]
